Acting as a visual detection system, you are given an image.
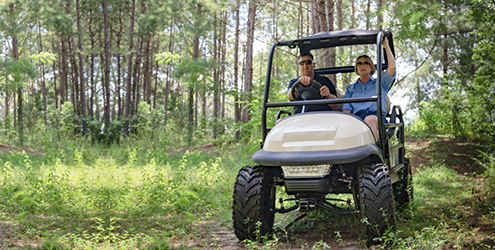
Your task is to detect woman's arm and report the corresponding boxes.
[383,37,396,77]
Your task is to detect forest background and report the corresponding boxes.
[0,0,495,249]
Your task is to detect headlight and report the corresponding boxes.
[282,165,332,178]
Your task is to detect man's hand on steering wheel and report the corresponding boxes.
[298,76,312,86]
[299,76,330,99]
[290,77,325,100]
[319,85,331,99]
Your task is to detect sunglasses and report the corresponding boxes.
[298,60,313,65]
[356,61,371,66]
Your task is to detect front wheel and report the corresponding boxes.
[232,165,279,241]
[358,163,397,242]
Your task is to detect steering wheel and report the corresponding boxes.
[289,79,323,100]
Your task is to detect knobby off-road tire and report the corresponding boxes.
[393,158,413,209]
[232,165,278,241]
[358,163,397,242]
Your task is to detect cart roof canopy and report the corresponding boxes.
[278,29,393,54]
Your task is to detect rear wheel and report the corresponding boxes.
[232,165,278,241]
[393,158,413,209]
[358,163,396,242]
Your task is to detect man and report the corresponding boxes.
[287,52,342,113]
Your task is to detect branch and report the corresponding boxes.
[394,37,438,87]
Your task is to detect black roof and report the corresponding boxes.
[278,29,393,53]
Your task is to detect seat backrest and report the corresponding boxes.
[386,94,391,114]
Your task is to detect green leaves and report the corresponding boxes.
[29,52,57,65]
[154,51,183,65]
[0,57,38,90]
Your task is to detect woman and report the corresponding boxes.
[342,37,396,141]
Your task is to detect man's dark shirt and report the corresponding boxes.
[287,74,337,113]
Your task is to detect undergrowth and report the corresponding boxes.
[1,130,495,249]
[0,132,255,249]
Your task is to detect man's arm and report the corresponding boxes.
[320,86,342,111]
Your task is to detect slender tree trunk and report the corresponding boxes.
[90,53,95,119]
[221,12,227,118]
[327,0,334,31]
[366,0,371,30]
[125,0,136,134]
[213,13,219,139]
[318,0,328,68]
[117,9,123,120]
[188,3,202,143]
[243,0,257,124]
[143,36,152,105]
[4,88,9,127]
[103,0,111,127]
[443,38,448,86]
[89,9,95,120]
[132,35,143,115]
[318,0,327,33]
[60,36,67,105]
[153,39,159,109]
[377,0,383,30]
[164,23,174,131]
[51,38,59,110]
[234,0,241,140]
[67,0,79,116]
[76,0,86,134]
[38,21,47,127]
[327,0,336,84]
[343,0,355,88]
[311,0,320,34]
[298,0,303,38]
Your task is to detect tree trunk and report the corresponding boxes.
[311,0,320,34]
[442,35,448,88]
[153,39,159,109]
[189,3,202,143]
[377,0,383,30]
[125,0,136,134]
[243,0,257,124]
[67,0,79,116]
[366,0,371,30]
[51,38,59,110]
[60,36,67,105]
[164,22,174,131]
[38,21,47,127]
[213,13,219,139]
[117,9,123,120]
[298,0,303,38]
[103,0,111,127]
[318,0,328,68]
[327,0,336,84]
[343,0,355,88]
[143,36,152,105]
[89,9,95,120]
[234,0,241,139]
[132,35,143,115]
[76,0,87,134]
[221,12,227,118]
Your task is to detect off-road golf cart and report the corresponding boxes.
[232,30,412,242]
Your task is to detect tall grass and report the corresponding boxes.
[0,130,256,249]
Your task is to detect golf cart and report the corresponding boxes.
[232,30,412,242]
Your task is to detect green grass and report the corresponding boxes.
[0,136,255,249]
[1,134,494,249]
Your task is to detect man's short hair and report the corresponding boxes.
[299,52,314,60]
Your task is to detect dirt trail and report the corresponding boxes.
[0,136,487,249]
[174,136,487,249]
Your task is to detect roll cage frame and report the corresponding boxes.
[260,29,399,154]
